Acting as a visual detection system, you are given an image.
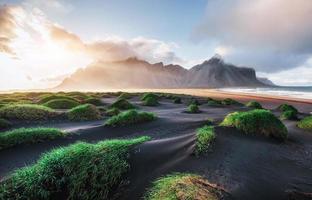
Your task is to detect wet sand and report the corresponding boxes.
[0,92,311,200]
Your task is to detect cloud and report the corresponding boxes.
[0,5,18,55]
[49,25,184,65]
[193,0,312,72]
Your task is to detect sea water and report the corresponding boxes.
[218,86,312,100]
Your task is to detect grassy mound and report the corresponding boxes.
[220,109,288,140]
[195,126,216,155]
[43,99,79,109]
[281,110,298,120]
[67,104,101,121]
[187,104,200,113]
[277,104,298,113]
[0,136,150,199]
[207,99,222,106]
[221,98,242,105]
[117,92,132,100]
[0,127,65,150]
[142,96,159,106]
[67,92,90,101]
[246,101,262,109]
[0,104,57,121]
[84,97,103,106]
[105,109,156,127]
[173,97,182,104]
[145,173,226,200]
[105,108,120,116]
[38,95,78,104]
[0,118,11,130]
[141,93,159,101]
[298,116,312,130]
[110,98,135,110]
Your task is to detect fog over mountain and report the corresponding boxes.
[56,55,267,90]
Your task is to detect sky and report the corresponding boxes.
[0,0,312,90]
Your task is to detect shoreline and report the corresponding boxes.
[122,88,312,112]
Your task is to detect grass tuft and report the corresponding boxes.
[195,126,216,155]
[277,104,298,113]
[105,107,120,116]
[0,104,57,121]
[142,96,159,106]
[145,173,225,200]
[38,95,79,104]
[281,110,298,120]
[0,127,65,150]
[207,99,222,106]
[298,116,312,130]
[220,109,288,140]
[67,104,101,121]
[0,136,150,199]
[221,98,242,105]
[187,104,200,113]
[117,92,132,100]
[141,93,159,101]
[105,109,156,127]
[84,97,103,106]
[246,101,262,109]
[110,99,135,110]
[173,97,182,104]
[43,99,79,109]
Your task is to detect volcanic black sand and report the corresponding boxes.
[0,93,311,200]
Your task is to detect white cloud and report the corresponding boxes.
[193,0,312,73]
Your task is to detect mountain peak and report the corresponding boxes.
[203,54,224,65]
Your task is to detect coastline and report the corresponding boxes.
[122,88,312,112]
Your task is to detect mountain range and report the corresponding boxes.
[56,55,270,90]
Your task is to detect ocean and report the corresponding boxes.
[218,86,312,100]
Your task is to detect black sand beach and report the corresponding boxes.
[0,92,311,200]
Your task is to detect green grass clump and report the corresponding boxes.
[117,92,132,100]
[0,104,57,121]
[207,99,222,106]
[187,104,200,113]
[281,110,298,120]
[220,109,288,140]
[84,97,103,106]
[105,108,120,116]
[141,93,159,101]
[145,173,225,200]
[246,101,262,109]
[67,104,101,121]
[277,104,298,113]
[0,136,150,199]
[195,126,216,155]
[0,127,65,150]
[38,95,79,104]
[110,98,135,110]
[105,109,156,127]
[221,98,242,105]
[173,97,182,104]
[142,96,159,106]
[298,116,312,130]
[43,99,79,109]
[0,118,11,130]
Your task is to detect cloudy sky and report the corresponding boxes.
[0,0,312,90]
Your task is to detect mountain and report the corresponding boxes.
[56,56,268,90]
[257,77,276,86]
[185,55,265,87]
[57,57,187,90]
